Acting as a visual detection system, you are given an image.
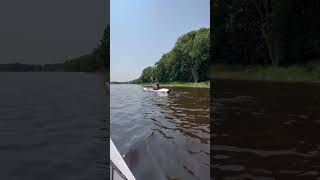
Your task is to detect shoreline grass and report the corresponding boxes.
[140,81,210,88]
[211,64,320,83]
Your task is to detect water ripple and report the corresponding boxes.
[111,84,210,180]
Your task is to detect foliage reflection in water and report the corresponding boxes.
[212,79,320,179]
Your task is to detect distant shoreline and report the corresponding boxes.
[212,64,320,83]
[111,81,210,88]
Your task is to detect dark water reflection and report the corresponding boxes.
[111,84,210,180]
[212,79,320,179]
[0,72,108,180]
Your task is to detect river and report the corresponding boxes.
[0,72,108,180]
[212,79,320,179]
[111,84,210,180]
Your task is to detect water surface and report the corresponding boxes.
[0,72,107,180]
[111,84,210,180]
[212,79,320,179]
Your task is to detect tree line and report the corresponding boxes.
[0,25,109,72]
[132,28,210,83]
[213,0,320,66]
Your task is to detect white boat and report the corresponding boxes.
[110,139,136,180]
[143,87,170,93]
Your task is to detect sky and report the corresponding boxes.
[110,0,210,82]
[0,0,109,64]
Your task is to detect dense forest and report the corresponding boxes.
[0,26,109,72]
[132,28,210,83]
[213,0,320,66]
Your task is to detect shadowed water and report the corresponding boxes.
[212,79,320,179]
[111,84,210,180]
[0,72,108,180]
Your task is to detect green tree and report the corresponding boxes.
[140,66,155,83]
[137,27,210,83]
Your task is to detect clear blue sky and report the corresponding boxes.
[110,0,210,82]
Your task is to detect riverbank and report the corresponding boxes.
[212,64,320,83]
[141,81,210,88]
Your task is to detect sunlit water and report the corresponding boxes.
[111,84,210,180]
[0,72,108,180]
[212,79,320,179]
